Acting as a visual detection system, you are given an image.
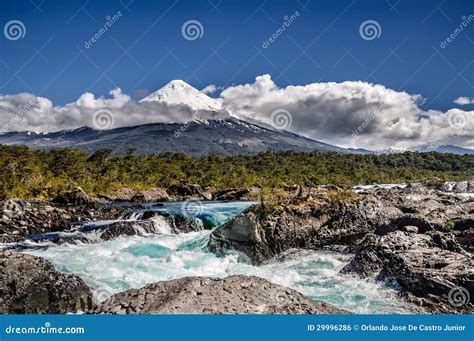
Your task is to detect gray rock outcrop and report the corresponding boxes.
[97,275,347,314]
[0,251,94,314]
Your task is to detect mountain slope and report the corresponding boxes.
[140,80,221,111]
[414,144,474,155]
[0,118,348,156]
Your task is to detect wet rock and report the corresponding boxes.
[52,188,90,205]
[341,231,473,313]
[209,187,473,264]
[100,213,203,240]
[0,251,94,314]
[100,220,163,240]
[97,275,347,314]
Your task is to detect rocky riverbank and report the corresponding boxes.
[208,183,473,313]
[1,181,472,314]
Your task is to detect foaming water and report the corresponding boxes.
[17,200,415,313]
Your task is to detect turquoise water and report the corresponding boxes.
[19,201,415,313]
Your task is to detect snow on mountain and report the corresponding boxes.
[140,80,221,112]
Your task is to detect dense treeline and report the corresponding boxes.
[0,145,473,199]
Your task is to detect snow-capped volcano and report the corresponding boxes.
[140,80,221,111]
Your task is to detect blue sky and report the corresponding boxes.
[1,0,473,110]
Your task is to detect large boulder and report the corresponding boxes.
[52,188,90,205]
[0,251,94,314]
[208,195,400,264]
[167,184,211,200]
[100,214,203,240]
[212,188,250,201]
[208,187,473,264]
[341,231,473,313]
[97,275,347,314]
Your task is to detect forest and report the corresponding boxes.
[1,145,473,200]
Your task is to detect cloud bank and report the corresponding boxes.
[220,75,473,149]
[0,74,472,150]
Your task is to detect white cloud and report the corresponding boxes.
[219,75,474,149]
[454,96,474,105]
[200,84,217,95]
[0,88,228,133]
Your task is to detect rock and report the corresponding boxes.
[100,213,203,240]
[139,188,170,202]
[451,219,474,254]
[212,188,250,201]
[0,234,26,244]
[209,187,473,264]
[110,188,138,201]
[0,251,94,314]
[1,199,72,237]
[208,193,397,264]
[100,220,164,240]
[52,188,90,205]
[167,215,203,233]
[167,183,208,200]
[400,225,419,233]
[468,181,474,193]
[452,181,469,193]
[341,231,473,313]
[97,275,347,314]
[0,199,125,239]
[406,182,425,189]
